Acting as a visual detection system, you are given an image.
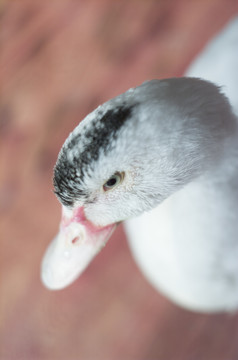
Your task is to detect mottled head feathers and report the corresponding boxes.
[53,104,134,206]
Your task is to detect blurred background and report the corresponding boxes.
[1,1,238,359]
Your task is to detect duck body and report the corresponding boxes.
[125,134,238,311]
[125,17,238,312]
[42,18,238,313]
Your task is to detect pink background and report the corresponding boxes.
[1,1,238,359]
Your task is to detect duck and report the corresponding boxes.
[41,16,238,312]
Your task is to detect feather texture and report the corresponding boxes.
[50,17,238,311]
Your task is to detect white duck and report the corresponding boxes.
[41,17,238,312]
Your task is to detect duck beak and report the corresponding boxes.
[41,206,116,290]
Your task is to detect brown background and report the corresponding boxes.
[1,1,238,359]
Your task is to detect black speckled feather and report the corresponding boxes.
[53,105,134,206]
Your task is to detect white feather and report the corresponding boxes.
[44,17,238,311]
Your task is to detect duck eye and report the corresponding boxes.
[103,172,124,191]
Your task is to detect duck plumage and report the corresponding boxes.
[42,17,238,312]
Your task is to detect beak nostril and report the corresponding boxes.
[72,236,80,245]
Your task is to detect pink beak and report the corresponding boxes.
[41,206,116,290]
